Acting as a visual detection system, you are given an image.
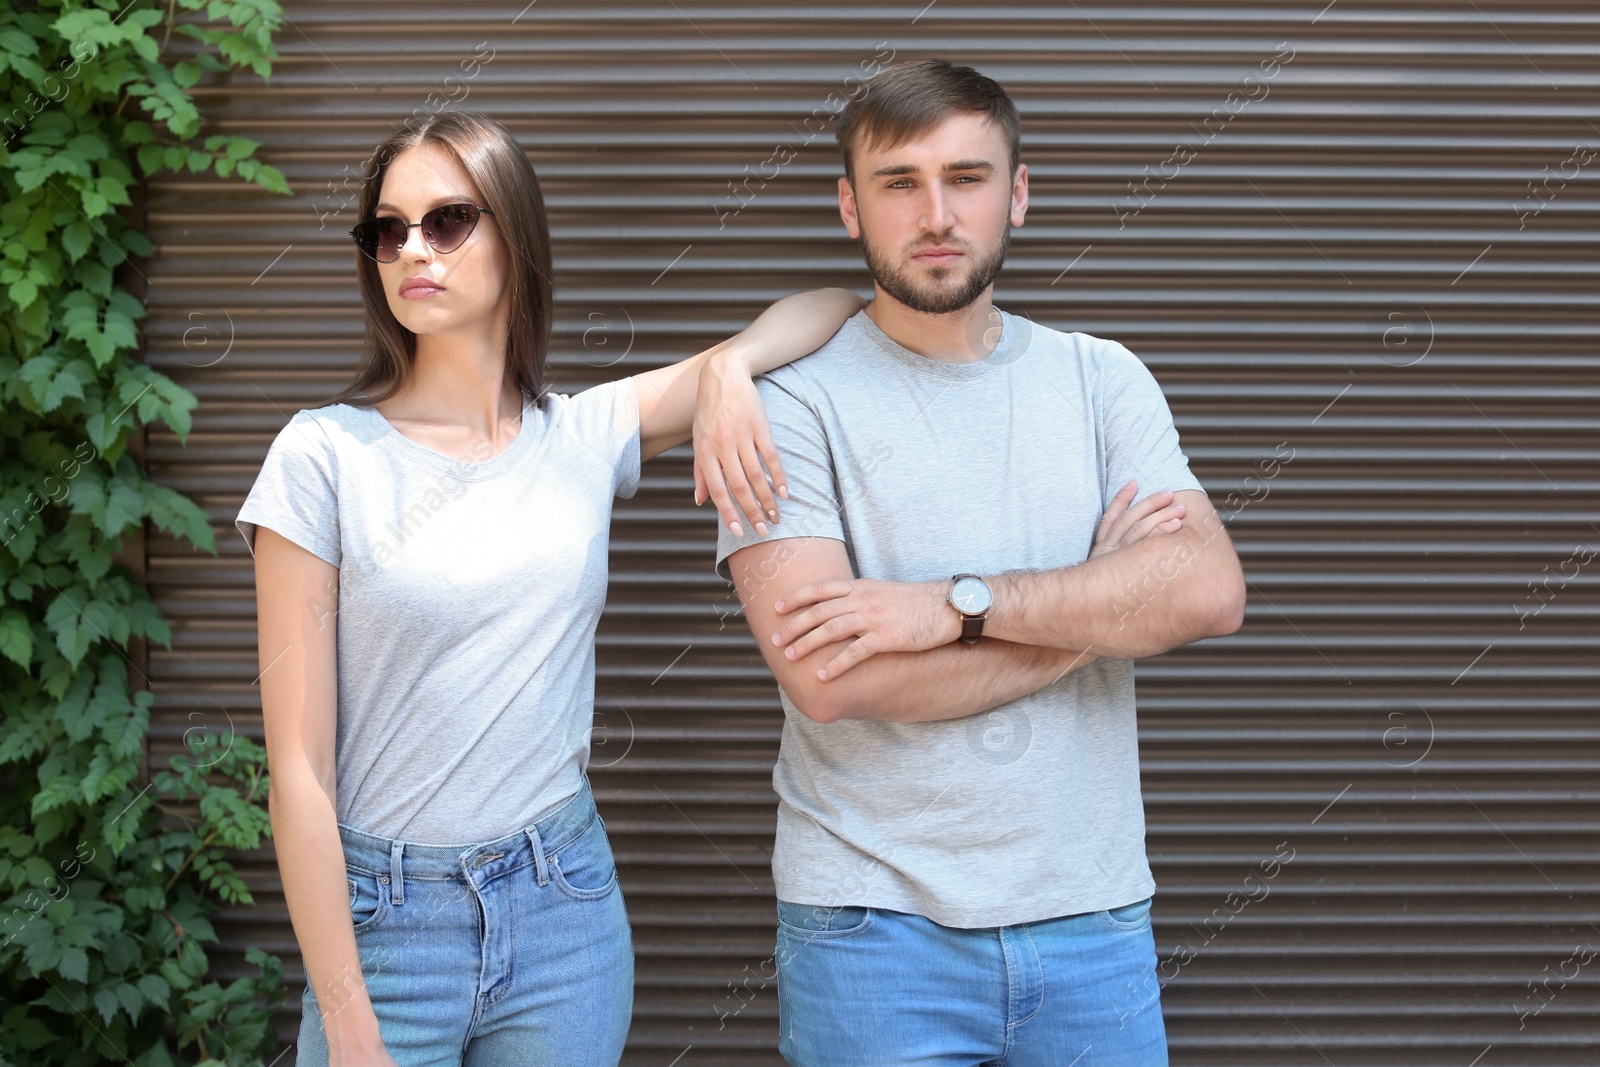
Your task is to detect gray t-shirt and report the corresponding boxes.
[237,379,640,845]
[715,309,1203,929]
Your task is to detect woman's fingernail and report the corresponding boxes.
[768,509,778,521]
[731,522,743,537]
[756,522,769,536]
[779,486,789,499]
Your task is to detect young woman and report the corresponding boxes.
[236,111,862,1066]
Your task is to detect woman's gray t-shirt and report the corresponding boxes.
[236,379,640,845]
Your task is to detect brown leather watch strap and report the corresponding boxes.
[951,572,987,646]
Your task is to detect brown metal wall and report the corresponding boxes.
[139,2,1600,1064]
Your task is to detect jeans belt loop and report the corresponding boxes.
[525,826,550,886]
[388,841,405,906]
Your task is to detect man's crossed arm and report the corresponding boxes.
[723,482,1239,725]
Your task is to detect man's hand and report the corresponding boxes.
[1090,480,1185,559]
[771,578,959,680]
[772,481,1188,680]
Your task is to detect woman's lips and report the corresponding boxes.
[399,278,446,298]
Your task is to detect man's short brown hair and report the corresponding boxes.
[836,58,1021,184]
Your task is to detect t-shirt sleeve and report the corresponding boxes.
[235,411,342,567]
[714,373,846,583]
[568,377,642,500]
[1099,341,1205,511]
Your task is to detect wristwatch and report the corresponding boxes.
[948,573,993,646]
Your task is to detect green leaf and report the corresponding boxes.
[102,479,144,535]
[62,222,93,262]
[66,133,110,163]
[80,188,108,218]
[8,277,38,310]
[93,987,118,1025]
[97,173,132,208]
[5,1003,54,1048]
[57,946,88,983]
[143,481,213,551]
[43,359,95,410]
[136,142,164,176]
[45,592,97,668]
[0,28,38,58]
[18,353,60,402]
[0,608,33,666]
[113,979,144,1017]
[255,161,291,196]
[136,972,171,1008]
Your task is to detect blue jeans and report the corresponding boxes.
[775,898,1167,1067]
[296,779,632,1066]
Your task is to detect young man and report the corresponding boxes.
[715,59,1246,1066]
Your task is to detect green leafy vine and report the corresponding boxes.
[2,2,290,1063]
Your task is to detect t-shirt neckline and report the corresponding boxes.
[351,392,540,481]
[853,307,1016,382]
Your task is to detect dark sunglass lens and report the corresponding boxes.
[423,204,480,254]
[373,217,408,262]
[352,220,379,259]
[353,218,406,262]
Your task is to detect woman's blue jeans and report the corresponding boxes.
[296,778,633,1066]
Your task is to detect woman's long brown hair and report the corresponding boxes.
[330,111,553,407]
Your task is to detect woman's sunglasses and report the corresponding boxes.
[349,203,494,263]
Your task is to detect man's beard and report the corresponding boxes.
[860,224,1011,315]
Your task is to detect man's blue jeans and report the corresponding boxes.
[775,897,1167,1066]
[295,779,633,1066]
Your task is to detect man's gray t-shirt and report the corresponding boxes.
[237,380,640,845]
[715,309,1204,929]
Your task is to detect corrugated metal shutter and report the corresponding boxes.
[139,3,1600,1063]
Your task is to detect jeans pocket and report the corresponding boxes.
[348,871,389,933]
[1102,895,1154,933]
[776,900,873,941]
[549,813,619,901]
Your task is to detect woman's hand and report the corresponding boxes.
[319,976,397,1067]
[326,1016,399,1067]
[635,288,860,533]
[328,1031,400,1067]
[692,345,787,538]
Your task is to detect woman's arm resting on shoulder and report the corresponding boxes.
[255,528,397,1066]
[631,287,866,535]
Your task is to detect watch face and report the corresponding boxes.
[951,576,992,615]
